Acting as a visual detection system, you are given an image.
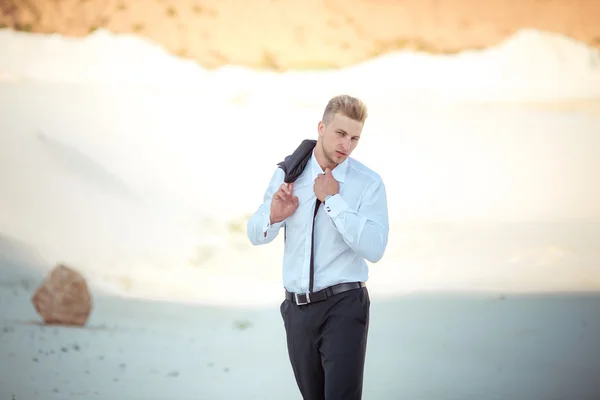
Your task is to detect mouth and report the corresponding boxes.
[336,151,347,157]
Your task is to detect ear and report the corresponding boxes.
[317,121,324,137]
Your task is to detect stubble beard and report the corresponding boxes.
[321,140,339,169]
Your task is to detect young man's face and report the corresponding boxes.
[318,113,363,166]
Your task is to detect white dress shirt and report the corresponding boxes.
[247,150,389,294]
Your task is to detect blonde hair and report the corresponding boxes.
[322,94,368,124]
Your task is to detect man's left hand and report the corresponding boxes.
[314,168,339,202]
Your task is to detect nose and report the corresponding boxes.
[341,137,351,152]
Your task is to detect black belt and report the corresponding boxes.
[285,281,366,306]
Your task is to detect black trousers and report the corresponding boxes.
[280,286,370,400]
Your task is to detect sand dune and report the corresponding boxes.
[2,28,600,104]
[1,28,600,303]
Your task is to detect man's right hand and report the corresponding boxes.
[270,182,299,224]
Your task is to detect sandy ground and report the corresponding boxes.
[1,0,600,69]
[1,268,600,399]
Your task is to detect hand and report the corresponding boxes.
[270,182,299,224]
[314,168,339,202]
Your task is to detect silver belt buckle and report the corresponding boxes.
[294,292,310,306]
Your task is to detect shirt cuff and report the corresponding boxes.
[263,213,284,236]
[324,193,349,219]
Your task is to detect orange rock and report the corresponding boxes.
[31,264,92,327]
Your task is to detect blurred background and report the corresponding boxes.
[1,1,600,399]
[1,0,599,299]
[2,0,600,69]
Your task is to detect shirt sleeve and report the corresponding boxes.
[247,167,286,245]
[324,178,389,263]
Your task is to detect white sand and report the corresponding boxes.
[1,27,600,398]
[2,272,600,399]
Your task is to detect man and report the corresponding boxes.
[247,94,389,400]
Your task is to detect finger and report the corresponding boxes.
[276,187,287,200]
[324,168,331,175]
[288,182,294,193]
[283,188,289,197]
[292,196,299,206]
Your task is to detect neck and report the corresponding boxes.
[314,140,335,171]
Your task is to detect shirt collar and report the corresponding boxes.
[310,149,348,183]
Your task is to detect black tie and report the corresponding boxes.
[309,198,322,293]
